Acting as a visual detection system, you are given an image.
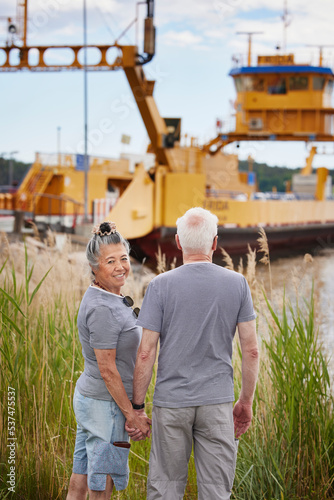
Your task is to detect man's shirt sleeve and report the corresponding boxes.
[237,277,257,323]
[136,280,163,332]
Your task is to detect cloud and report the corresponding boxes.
[161,30,203,48]
[2,0,333,56]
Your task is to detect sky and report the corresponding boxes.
[1,0,334,169]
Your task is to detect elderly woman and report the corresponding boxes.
[67,221,151,500]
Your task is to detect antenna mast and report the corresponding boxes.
[236,31,263,66]
[282,0,291,53]
[15,0,28,46]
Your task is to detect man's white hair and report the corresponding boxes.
[176,207,218,255]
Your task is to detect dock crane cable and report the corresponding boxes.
[92,0,119,44]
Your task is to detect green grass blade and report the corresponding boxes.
[28,267,52,306]
[0,310,26,338]
[0,287,26,317]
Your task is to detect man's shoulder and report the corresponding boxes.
[217,265,245,279]
[150,263,246,285]
[150,266,180,284]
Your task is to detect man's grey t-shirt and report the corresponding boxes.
[136,262,256,408]
[76,286,142,401]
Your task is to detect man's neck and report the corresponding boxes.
[183,253,213,264]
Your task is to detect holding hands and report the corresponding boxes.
[125,409,152,442]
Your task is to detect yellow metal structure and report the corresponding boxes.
[1,0,127,72]
[315,167,329,201]
[301,146,317,175]
[109,164,154,238]
[203,47,334,153]
[14,153,133,216]
[231,61,334,138]
[122,45,176,170]
[2,0,334,246]
[162,173,206,227]
[203,198,334,227]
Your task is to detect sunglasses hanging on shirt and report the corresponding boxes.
[123,296,140,318]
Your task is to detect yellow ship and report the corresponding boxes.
[1,1,334,258]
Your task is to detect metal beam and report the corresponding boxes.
[203,132,334,155]
[0,44,124,72]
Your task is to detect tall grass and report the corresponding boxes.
[0,233,333,498]
[0,242,83,499]
[232,291,334,499]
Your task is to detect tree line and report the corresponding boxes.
[239,159,334,193]
[0,157,31,188]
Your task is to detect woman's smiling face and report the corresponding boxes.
[93,243,130,294]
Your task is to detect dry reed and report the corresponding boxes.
[237,257,244,275]
[257,227,272,298]
[220,247,234,270]
[246,243,257,290]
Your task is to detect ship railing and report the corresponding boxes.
[34,152,127,169]
[34,153,78,168]
[293,193,316,200]
[206,188,248,200]
[93,198,117,225]
[251,192,299,201]
[32,192,84,231]
[230,49,334,70]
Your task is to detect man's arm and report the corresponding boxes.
[233,319,259,438]
[132,328,160,405]
[125,328,159,438]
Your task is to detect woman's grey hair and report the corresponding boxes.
[86,225,130,279]
[176,207,218,255]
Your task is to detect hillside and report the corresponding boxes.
[0,157,31,188]
[239,160,334,193]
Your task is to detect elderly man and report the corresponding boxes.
[130,207,259,500]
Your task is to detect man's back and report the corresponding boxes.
[137,262,256,408]
[132,207,259,500]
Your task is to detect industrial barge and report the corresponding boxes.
[1,0,333,259]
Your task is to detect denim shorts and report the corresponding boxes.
[72,387,130,491]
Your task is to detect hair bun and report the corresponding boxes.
[92,221,117,236]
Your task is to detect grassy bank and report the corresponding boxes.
[0,234,333,499]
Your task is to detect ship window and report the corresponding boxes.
[234,77,243,92]
[267,76,286,94]
[289,76,308,90]
[234,76,264,92]
[313,76,325,90]
[243,76,264,91]
[107,180,116,192]
[325,80,334,94]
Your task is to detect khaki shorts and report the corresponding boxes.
[147,403,238,500]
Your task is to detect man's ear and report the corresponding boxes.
[212,235,218,251]
[175,234,182,251]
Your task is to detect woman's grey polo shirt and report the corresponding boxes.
[136,262,256,408]
[76,286,142,401]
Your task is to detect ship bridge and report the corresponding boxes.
[230,54,334,140]
[204,53,334,153]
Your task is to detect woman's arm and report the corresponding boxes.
[94,348,151,437]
